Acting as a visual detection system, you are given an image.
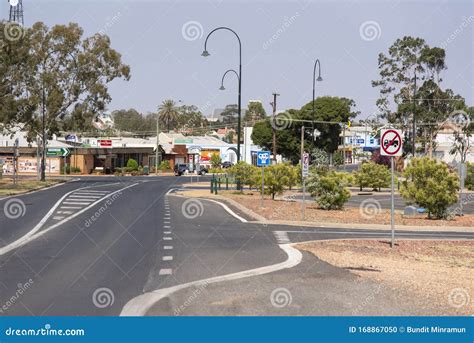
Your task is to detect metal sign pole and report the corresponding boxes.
[261,165,264,208]
[302,178,306,221]
[390,156,395,248]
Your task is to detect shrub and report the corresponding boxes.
[259,164,290,200]
[210,153,222,169]
[228,162,258,191]
[333,171,354,187]
[307,173,351,210]
[284,163,300,190]
[354,162,390,191]
[333,151,344,166]
[158,160,170,171]
[70,166,81,174]
[401,157,459,219]
[371,149,391,167]
[126,158,139,171]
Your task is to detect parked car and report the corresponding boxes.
[221,161,233,168]
[174,164,188,176]
[197,164,209,176]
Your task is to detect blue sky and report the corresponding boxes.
[2,0,473,119]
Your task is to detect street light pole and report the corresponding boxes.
[202,27,242,162]
[271,92,280,163]
[312,59,323,136]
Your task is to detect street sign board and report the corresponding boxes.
[46,148,70,157]
[257,151,271,167]
[381,129,403,156]
[98,139,112,148]
[302,152,310,178]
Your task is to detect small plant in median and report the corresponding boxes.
[228,162,258,191]
[210,153,222,169]
[307,172,351,210]
[126,159,139,171]
[354,162,390,191]
[400,157,459,219]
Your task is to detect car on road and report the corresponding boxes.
[174,164,188,176]
[221,161,233,168]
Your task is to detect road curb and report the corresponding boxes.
[0,178,76,201]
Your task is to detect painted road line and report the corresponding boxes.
[164,221,171,224]
[196,198,248,223]
[68,195,102,199]
[57,211,73,214]
[121,244,302,316]
[162,256,173,261]
[63,202,91,206]
[163,231,171,234]
[60,206,82,210]
[52,216,65,220]
[163,237,172,241]
[163,246,173,250]
[274,231,291,244]
[0,183,139,256]
[164,226,171,229]
[159,269,172,276]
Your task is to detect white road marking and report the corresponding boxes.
[163,237,172,241]
[273,231,291,244]
[68,195,102,199]
[57,211,73,214]
[164,221,171,224]
[121,244,302,316]
[163,231,171,234]
[53,216,65,220]
[63,202,91,205]
[196,198,248,223]
[0,183,139,256]
[162,256,173,261]
[159,269,172,275]
[163,246,173,250]
[60,206,81,210]
[164,226,171,229]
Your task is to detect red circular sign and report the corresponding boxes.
[381,129,402,156]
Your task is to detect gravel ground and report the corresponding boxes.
[298,240,474,316]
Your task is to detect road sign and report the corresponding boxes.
[381,129,403,157]
[98,139,112,148]
[46,148,70,157]
[257,151,271,167]
[302,152,309,178]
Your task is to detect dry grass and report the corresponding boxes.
[0,179,64,196]
[298,240,474,315]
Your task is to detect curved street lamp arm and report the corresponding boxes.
[220,69,240,88]
[204,26,242,62]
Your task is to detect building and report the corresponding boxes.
[338,126,380,164]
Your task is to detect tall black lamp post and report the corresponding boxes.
[312,59,323,137]
[202,27,242,163]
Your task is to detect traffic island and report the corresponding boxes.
[298,240,473,316]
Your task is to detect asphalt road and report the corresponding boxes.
[0,176,472,316]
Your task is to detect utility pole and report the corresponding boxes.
[271,92,280,164]
[412,71,417,157]
[342,124,346,171]
[155,113,160,174]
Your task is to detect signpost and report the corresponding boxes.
[257,151,271,208]
[380,129,403,248]
[301,152,310,220]
[46,148,70,157]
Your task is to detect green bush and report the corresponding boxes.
[333,151,344,166]
[333,171,354,187]
[401,157,459,219]
[465,163,474,190]
[210,153,222,169]
[284,163,300,190]
[70,166,81,174]
[158,160,171,171]
[307,173,351,210]
[228,162,258,191]
[126,158,139,171]
[354,162,390,191]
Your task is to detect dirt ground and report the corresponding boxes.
[298,240,474,315]
[216,191,474,228]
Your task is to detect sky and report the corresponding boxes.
[1,0,473,120]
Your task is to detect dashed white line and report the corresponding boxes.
[162,256,173,261]
[163,231,171,234]
[163,246,173,250]
[159,269,172,275]
[57,211,73,214]
[52,216,65,220]
[63,201,91,205]
[60,206,81,210]
[163,237,172,241]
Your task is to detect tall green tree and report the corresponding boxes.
[220,104,239,124]
[22,22,130,140]
[113,108,147,132]
[243,101,266,122]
